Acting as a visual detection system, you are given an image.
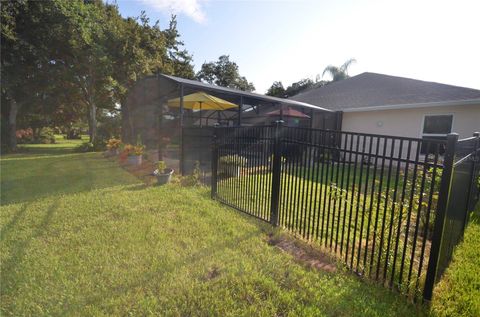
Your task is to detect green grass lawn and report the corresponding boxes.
[1,137,137,205]
[0,142,422,316]
[430,203,480,317]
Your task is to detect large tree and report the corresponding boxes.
[266,81,286,97]
[1,1,195,149]
[266,78,325,98]
[106,11,194,141]
[322,58,356,82]
[1,0,61,150]
[196,55,255,92]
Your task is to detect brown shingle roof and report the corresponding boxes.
[290,72,480,111]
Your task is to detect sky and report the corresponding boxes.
[114,0,480,93]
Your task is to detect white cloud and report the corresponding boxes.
[140,0,207,23]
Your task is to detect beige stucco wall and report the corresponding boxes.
[342,104,480,139]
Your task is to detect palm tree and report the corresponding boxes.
[322,58,357,82]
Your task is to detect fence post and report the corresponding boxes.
[465,132,480,214]
[423,133,458,301]
[211,128,218,199]
[270,120,284,226]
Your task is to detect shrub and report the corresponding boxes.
[16,128,34,144]
[75,139,106,152]
[182,161,202,186]
[75,142,95,152]
[36,127,56,144]
[66,128,82,140]
[219,155,247,166]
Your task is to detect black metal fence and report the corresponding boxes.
[211,123,480,301]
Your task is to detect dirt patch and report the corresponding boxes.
[268,234,337,273]
[203,266,221,281]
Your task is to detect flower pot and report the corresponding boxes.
[107,149,119,157]
[128,155,142,166]
[155,168,174,185]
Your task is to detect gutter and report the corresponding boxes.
[342,98,480,112]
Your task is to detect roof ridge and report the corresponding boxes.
[353,72,480,92]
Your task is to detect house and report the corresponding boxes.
[291,72,480,140]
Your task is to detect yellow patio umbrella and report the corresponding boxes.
[167,91,238,111]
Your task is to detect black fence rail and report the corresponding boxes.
[211,124,480,301]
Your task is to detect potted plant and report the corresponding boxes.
[219,154,247,177]
[106,138,122,156]
[118,143,130,163]
[126,144,144,166]
[154,160,174,185]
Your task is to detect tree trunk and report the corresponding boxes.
[7,98,19,151]
[88,96,97,143]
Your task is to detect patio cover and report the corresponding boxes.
[157,73,332,112]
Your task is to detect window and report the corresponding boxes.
[421,114,453,154]
[422,115,453,135]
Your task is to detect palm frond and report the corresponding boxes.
[340,58,357,73]
[322,65,340,79]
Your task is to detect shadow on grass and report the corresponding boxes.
[0,202,29,242]
[1,154,139,206]
[1,142,82,159]
[0,200,58,297]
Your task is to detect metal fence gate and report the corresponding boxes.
[211,124,480,301]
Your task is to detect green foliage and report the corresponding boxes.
[36,127,56,144]
[197,55,255,91]
[66,128,82,140]
[157,160,167,172]
[75,142,95,153]
[285,78,315,96]
[322,58,357,81]
[266,81,286,97]
[179,160,202,187]
[1,1,195,149]
[266,58,355,96]
[266,78,328,97]
[431,203,480,317]
[219,154,248,166]
[75,139,105,152]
